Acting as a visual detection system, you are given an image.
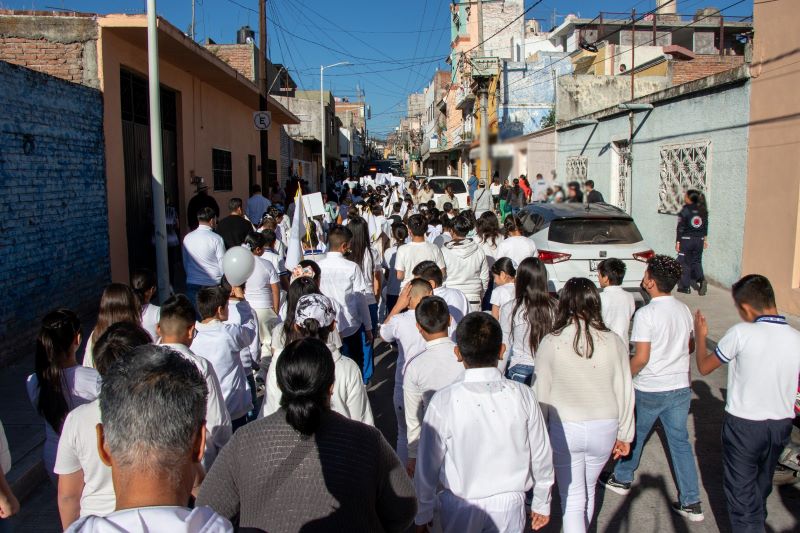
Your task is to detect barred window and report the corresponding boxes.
[566,155,588,181]
[212,148,233,192]
[658,141,709,214]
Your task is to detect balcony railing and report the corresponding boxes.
[455,82,475,110]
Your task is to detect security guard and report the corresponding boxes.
[676,189,709,295]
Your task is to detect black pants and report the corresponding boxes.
[722,413,792,532]
[678,236,705,290]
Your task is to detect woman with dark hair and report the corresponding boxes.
[346,216,381,384]
[475,212,504,269]
[496,215,538,267]
[271,277,324,356]
[130,268,159,341]
[499,258,555,384]
[82,284,141,369]
[508,178,526,215]
[490,257,517,320]
[27,309,99,483]
[383,223,408,312]
[498,178,512,222]
[534,278,634,533]
[676,189,709,295]
[566,181,584,203]
[198,338,416,533]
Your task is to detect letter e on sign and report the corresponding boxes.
[253,111,272,130]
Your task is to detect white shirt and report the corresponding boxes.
[715,315,800,420]
[182,225,225,286]
[440,239,489,303]
[600,286,636,346]
[141,303,160,342]
[383,245,402,296]
[262,248,287,276]
[434,286,470,325]
[414,367,554,524]
[495,235,538,267]
[381,310,427,390]
[476,235,504,269]
[161,343,232,468]
[318,252,372,337]
[66,505,233,533]
[191,320,257,420]
[0,420,11,475]
[490,183,502,195]
[630,295,694,392]
[246,193,270,225]
[403,338,464,459]
[226,298,260,371]
[395,241,446,287]
[54,400,115,517]
[244,255,279,310]
[490,282,515,309]
[499,300,538,371]
[26,366,100,475]
[356,248,381,306]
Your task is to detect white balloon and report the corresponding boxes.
[222,246,255,287]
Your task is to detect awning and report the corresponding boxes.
[469,143,515,160]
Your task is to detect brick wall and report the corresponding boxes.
[206,44,255,81]
[0,37,84,83]
[671,55,745,86]
[0,60,109,367]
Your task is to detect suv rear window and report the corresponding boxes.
[428,179,466,194]
[548,218,643,245]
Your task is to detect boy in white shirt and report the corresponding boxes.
[415,312,554,532]
[403,295,463,477]
[694,275,800,531]
[192,287,257,432]
[222,278,261,421]
[597,258,636,346]
[600,255,704,522]
[440,215,490,312]
[412,261,470,325]
[395,214,447,288]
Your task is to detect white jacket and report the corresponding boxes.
[441,238,489,303]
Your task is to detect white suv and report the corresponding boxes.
[426,176,470,210]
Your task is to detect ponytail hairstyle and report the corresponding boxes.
[281,278,321,343]
[287,317,332,345]
[92,284,141,345]
[392,223,409,249]
[491,256,517,278]
[35,308,81,433]
[551,277,609,359]
[504,215,526,237]
[346,216,373,274]
[130,268,157,309]
[244,231,267,253]
[276,338,335,435]
[686,189,708,216]
[511,258,555,354]
[476,211,501,247]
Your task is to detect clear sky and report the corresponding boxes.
[5,0,753,137]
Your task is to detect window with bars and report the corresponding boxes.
[566,155,588,181]
[212,148,232,191]
[658,140,710,214]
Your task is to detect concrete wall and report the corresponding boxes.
[0,60,109,366]
[483,0,524,60]
[556,75,669,122]
[557,79,750,287]
[741,0,800,314]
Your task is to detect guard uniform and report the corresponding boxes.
[676,204,708,291]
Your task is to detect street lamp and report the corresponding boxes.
[320,61,350,193]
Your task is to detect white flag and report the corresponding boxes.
[285,192,305,270]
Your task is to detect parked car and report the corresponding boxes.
[365,160,394,177]
[519,203,654,302]
[426,176,470,210]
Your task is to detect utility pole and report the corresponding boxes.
[258,0,269,191]
[476,0,490,185]
[190,0,195,41]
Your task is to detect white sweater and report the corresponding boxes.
[440,238,489,303]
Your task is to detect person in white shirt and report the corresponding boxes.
[600,255,704,522]
[411,261,470,325]
[192,286,257,432]
[82,284,142,369]
[435,185,460,211]
[260,294,373,425]
[499,257,556,383]
[222,280,261,422]
[261,229,290,290]
[535,278,635,533]
[27,309,100,484]
[383,223,408,312]
[242,232,281,353]
[245,184,270,226]
[403,296,463,477]
[65,344,233,533]
[0,420,20,525]
[395,214,447,288]
[694,275,800,531]
[433,216,454,248]
[471,179,494,218]
[415,312,554,533]
[598,258,636,346]
[474,212,504,270]
[317,226,373,376]
[440,215,490,312]
[158,295,232,468]
[490,257,516,319]
[496,216,538,267]
[131,269,161,342]
[182,207,226,310]
[56,323,152,529]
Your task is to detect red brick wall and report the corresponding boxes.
[671,55,745,86]
[206,44,254,81]
[0,37,84,83]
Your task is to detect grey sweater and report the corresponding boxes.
[196,410,417,533]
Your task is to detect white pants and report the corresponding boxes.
[253,307,279,355]
[438,490,525,533]
[549,419,618,533]
[394,385,408,465]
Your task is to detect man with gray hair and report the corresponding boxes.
[66,345,233,532]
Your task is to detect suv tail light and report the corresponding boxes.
[538,250,571,264]
[467,195,471,207]
[633,249,655,262]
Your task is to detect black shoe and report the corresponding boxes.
[598,472,631,495]
[691,281,701,291]
[671,502,705,522]
[698,279,708,296]
[677,288,691,294]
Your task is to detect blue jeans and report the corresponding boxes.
[361,303,378,383]
[613,387,701,506]
[184,283,208,319]
[506,364,535,385]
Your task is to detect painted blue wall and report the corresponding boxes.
[0,60,109,366]
[556,80,750,287]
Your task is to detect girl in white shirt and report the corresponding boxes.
[131,268,160,342]
[474,212,504,270]
[490,257,516,319]
[496,215,538,267]
[534,278,634,533]
[243,232,281,354]
[383,223,408,313]
[27,309,100,483]
[82,284,141,369]
[499,257,556,384]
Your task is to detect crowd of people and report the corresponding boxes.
[1,174,798,533]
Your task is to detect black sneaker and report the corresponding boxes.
[698,279,708,296]
[598,472,631,495]
[671,502,705,522]
[677,288,692,294]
